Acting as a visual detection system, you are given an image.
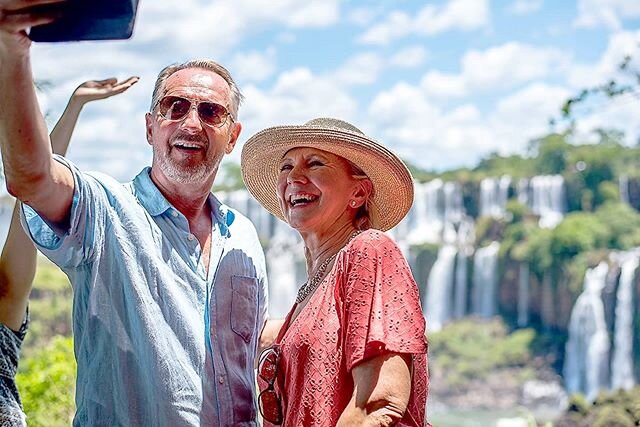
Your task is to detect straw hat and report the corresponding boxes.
[240,118,414,232]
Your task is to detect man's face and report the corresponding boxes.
[145,68,240,185]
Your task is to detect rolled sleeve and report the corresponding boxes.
[20,155,106,269]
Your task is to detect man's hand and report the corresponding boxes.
[73,76,140,104]
[0,0,65,55]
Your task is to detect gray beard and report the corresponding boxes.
[154,150,219,184]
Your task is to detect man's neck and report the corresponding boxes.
[150,168,214,222]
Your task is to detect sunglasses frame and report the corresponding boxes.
[258,345,284,425]
[153,95,234,128]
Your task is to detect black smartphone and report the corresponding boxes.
[29,0,140,42]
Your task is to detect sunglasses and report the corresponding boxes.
[258,345,283,425]
[154,95,234,128]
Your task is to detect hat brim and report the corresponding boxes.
[240,125,414,232]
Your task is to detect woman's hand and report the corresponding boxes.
[72,76,139,104]
[337,352,413,427]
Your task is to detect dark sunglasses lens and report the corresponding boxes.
[259,390,283,424]
[197,102,226,126]
[159,96,191,120]
[259,351,278,382]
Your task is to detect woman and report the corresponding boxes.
[241,118,430,426]
[0,77,138,426]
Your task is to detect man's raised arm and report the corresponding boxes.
[0,0,74,227]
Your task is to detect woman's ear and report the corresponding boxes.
[351,178,373,208]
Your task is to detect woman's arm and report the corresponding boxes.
[0,76,138,330]
[337,353,413,427]
[50,77,139,154]
[0,201,37,330]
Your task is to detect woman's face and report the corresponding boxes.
[277,147,361,234]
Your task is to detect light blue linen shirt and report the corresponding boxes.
[22,157,268,426]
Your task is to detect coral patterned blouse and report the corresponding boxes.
[260,230,430,426]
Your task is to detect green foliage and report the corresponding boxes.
[16,336,76,427]
[557,387,640,426]
[211,161,246,191]
[32,258,70,293]
[592,405,635,427]
[530,134,569,175]
[549,213,609,261]
[429,319,535,388]
[23,258,73,355]
[594,202,640,249]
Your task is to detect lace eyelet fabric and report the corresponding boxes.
[258,229,430,426]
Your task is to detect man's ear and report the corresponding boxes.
[225,121,242,154]
[145,112,154,145]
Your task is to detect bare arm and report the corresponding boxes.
[258,318,285,354]
[0,0,74,226]
[0,202,36,330]
[0,74,138,329]
[336,353,413,427]
[50,77,139,154]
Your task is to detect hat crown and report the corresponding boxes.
[304,117,363,135]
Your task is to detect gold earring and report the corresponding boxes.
[350,200,357,207]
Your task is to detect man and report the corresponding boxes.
[0,77,138,426]
[0,2,268,426]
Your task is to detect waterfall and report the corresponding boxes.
[471,241,500,318]
[479,176,511,218]
[517,263,530,327]
[407,180,444,244]
[453,250,468,319]
[517,178,529,206]
[619,175,630,205]
[530,175,565,228]
[563,262,610,401]
[611,254,639,390]
[266,228,304,318]
[425,245,457,331]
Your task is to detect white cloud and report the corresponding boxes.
[347,7,382,26]
[574,0,640,30]
[568,29,640,88]
[421,71,467,98]
[230,48,277,83]
[236,68,358,157]
[421,42,569,98]
[508,0,544,15]
[332,53,385,85]
[363,81,574,170]
[390,45,429,68]
[358,0,489,45]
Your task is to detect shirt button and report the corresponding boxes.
[171,211,178,218]
[187,234,195,241]
[218,376,224,384]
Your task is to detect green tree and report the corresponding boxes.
[16,336,76,427]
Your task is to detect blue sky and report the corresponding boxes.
[29,0,640,182]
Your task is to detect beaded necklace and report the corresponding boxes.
[295,230,362,304]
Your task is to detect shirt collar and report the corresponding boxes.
[132,168,233,235]
[132,167,175,217]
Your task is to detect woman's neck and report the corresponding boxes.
[303,224,358,274]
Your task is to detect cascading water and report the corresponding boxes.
[471,241,500,318]
[611,253,639,390]
[563,262,610,401]
[530,175,565,228]
[479,176,511,218]
[619,175,630,205]
[265,225,304,318]
[425,245,458,331]
[453,250,468,319]
[517,263,530,327]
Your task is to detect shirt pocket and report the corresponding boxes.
[230,275,258,343]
